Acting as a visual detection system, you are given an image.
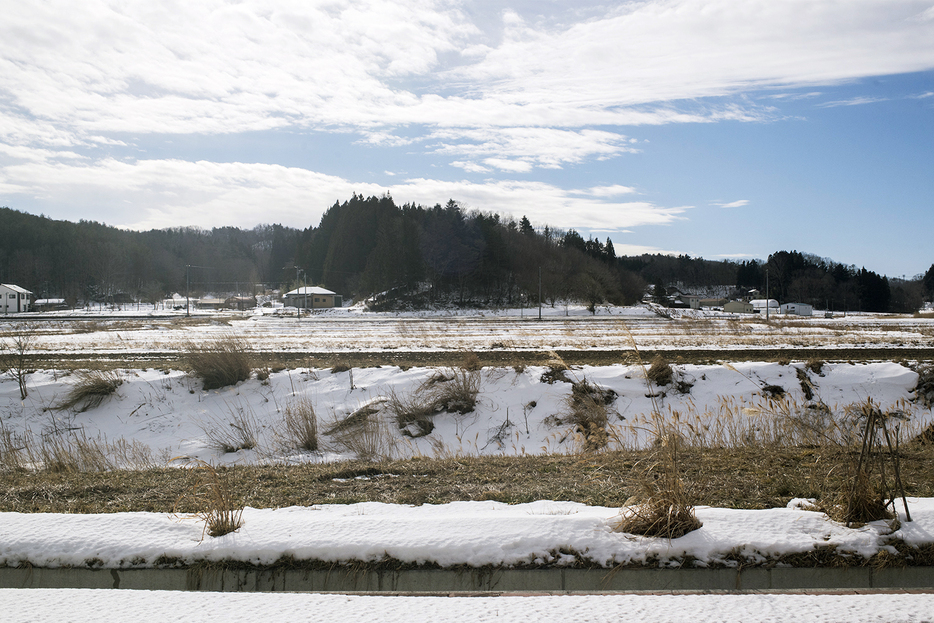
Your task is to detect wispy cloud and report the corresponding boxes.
[817,96,889,108]
[714,199,750,208]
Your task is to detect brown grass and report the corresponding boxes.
[277,396,318,452]
[199,403,262,454]
[3,445,934,514]
[548,379,617,452]
[184,334,252,390]
[174,460,244,538]
[646,355,673,387]
[56,370,123,412]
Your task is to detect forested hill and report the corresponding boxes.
[1,200,929,312]
[0,207,299,304]
[292,194,645,309]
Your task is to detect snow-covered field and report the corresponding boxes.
[5,303,934,355]
[2,307,933,617]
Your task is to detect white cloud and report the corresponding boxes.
[4,0,932,153]
[583,185,637,197]
[0,156,687,232]
[429,127,638,170]
[482,158,533,173]
[450,160,491,173]
[715,199,750,208]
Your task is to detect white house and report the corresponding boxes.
[283,286,342,309]
[0,284,32,313]
[780,302,813,316]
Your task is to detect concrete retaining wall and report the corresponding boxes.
[2,566,933,593]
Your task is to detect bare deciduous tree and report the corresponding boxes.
[1,325,37,400]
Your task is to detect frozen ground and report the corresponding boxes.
[2,589,932,623]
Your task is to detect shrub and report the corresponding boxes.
[185,334,252,390]
[0,326,36,400]
[56,370,123,412]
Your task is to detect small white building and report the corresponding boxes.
[0,284,32,313]
[283,286,342,309]
[780,302,813,316]
[750,299,779,313]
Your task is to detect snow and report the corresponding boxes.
[1,358,928,465]
[1,589,932,623]
[2,499,932,571]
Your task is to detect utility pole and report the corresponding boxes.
[538,266,542,321]
[294,266,305,322]
[765,269,770,322]
[186,264,190,317]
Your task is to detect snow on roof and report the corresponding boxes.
[285,286,336,296]
[0,284,32,294]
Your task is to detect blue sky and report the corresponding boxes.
[1,0,933,277]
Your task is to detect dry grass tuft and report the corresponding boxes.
[549,379,617,452]
[459,351,482,372]
[175,460,244,538]
[387,369,481,438]
[56,370,123,412]
[0,424,153,473]
[325,403,396,461]
[278,396,318,452]
[185,334,252,390]
[646,355,673,387]
[615,427,702,539]
[806,358,826,376]
[330,362,351,374]
[912,363,934,409]
[200,403,261,454]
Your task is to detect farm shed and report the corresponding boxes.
[0,284,32,313]
[33,298,68,312]
[283,286,342,309]
[780,303,813,316]
[750,299,779,313]
[723,300,754,314]
[225,295,257,311]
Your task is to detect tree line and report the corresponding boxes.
[1,201,931,313]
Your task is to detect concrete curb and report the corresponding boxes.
[3,566,933,593]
